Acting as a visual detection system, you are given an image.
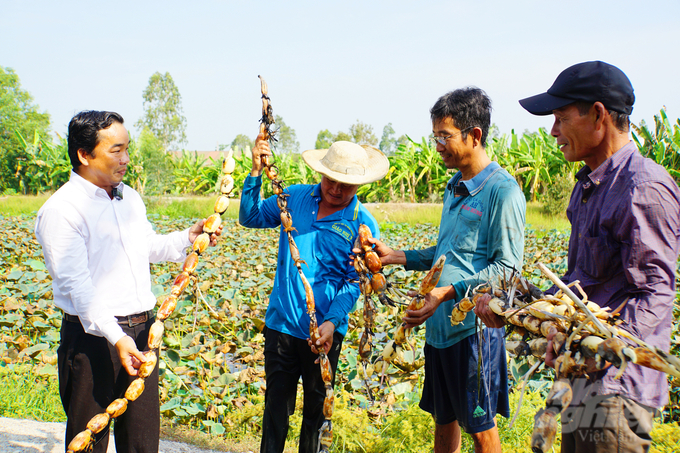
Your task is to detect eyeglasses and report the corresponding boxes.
[429,126,475,145]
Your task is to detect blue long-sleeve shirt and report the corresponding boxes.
[404,162,526,348]
[239,175,380,339]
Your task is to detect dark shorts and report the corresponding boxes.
[419,327,509,434]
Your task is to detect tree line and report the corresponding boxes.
[2,66,679,206]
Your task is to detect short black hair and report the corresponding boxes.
[67,110,124,170]
[573,101,630,133]
[430,87,492,147]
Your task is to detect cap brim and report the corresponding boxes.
[301,145,389,185]
[519,92,575,116]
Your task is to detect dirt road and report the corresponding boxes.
[0,417,232,453]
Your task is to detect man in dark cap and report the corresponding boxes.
[476,61,680,452]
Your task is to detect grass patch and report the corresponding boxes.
[2,357,679,452]
[0,194,239,221]
[365,203,442,227]
[143,196,240,220]
[0,365,65,422]
[0,195,571,232]
[0,194,52,216]
[526,201,570,232]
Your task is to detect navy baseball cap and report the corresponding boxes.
[519,61,635,116]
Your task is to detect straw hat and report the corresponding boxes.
[301,141,389,185]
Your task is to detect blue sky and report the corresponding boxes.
[2,0,679,152]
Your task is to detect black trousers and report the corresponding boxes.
[261,327,342,453]
[58,317,160,453]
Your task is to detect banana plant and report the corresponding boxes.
[632,108,680,182]
[14,130,71,194]
[506,129,566,202]
[172,150,212,194]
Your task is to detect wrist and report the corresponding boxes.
[434,284,455,305]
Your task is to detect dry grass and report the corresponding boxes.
[160,420,263,452]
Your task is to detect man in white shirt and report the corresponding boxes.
[35,111,220,453]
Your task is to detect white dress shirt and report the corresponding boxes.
[35,171,191,346]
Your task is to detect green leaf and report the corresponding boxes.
[25,259,46,271]
[22,343,49,358]
[160,396,181,412]
[164,349,181,368]
[6,270,23,280]
[390,382,413,396]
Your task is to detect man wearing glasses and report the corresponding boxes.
[368,87,525,452]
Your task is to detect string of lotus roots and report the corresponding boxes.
[67,77,680,453]
[255,75,342,452]
[352,227,447,390]
[65,135,236,453]
[451,262,680,453]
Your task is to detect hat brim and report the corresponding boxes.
[519,92,575,116]
[301,145,389,185]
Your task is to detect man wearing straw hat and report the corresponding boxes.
[240,135,389,453]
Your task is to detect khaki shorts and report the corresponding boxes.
[561,394,655,453]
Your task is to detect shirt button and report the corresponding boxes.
[582,198,587,204]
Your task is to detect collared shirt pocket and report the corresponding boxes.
[452,209,482,253]
[314,223,354,276]
[578,232,621,282]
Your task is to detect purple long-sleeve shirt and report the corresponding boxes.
[560,141,680,409]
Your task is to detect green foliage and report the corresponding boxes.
[0,66,51,194]
[379,123,397,154]
[0,365,64,422]
[542,173,575,217]
[361,137,449,203]
[144,196,240,220]
[11,131,71,194]
[314,120,379,152]
[1,211,679,451]
[507,129,573,202]
[315,129,334,149]
[136,71,187,150]
[650,422,680,453]
[632,107,680,182]
[378,123,409,156]
[227,134,254,154]
[348,120,378,146]
[132,127,175,195]
[171,151,212,194]
[273,115,300,154]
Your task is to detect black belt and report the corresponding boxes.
[63,310,155,328]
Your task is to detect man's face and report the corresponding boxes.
[80,121,130,191]
[320,175,358,209]
[551,104,599,164]
[432,117,475,170]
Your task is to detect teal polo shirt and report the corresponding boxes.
[404,162,525,349]
[239,175,380,340]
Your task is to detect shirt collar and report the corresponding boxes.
[69,170,124,200]
[310,183,360,220]
[447,161,502,196]
[578,141,637,186]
